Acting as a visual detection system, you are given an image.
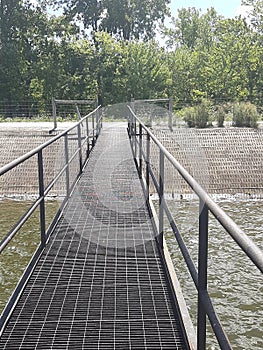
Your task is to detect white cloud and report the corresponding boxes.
[236,5,253,18]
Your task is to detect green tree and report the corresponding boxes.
[242,0,263,33]
[167,48,196,104]
[207,17,259,102]
[102,0,170,40]
[0,0,27,101]
[43,0,171,41]
[89,31,123,105]
[117,40,171,101]
[165,7,221,50]
[241,0,263,103]
[165,7,222,104]
[166,9,261,105]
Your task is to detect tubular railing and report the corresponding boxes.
[131,97,173,130]
[51,98,98,130]
[127,106,263,350]
[0,106,102,330]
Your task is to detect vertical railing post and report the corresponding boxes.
[159,150,164,250]
[134,115,137,163]
[99,107,102,132]
[131,97,135,113]
[96,108,99,139]
[128,109,131,138]
[150,105,153,127]
[130,111,135,156]
[168,96,173,131]
[131,98,135,149]
[197,199,209,350]
[77,123,83,174]
[128,116,131,137]
[146,133,150,202]
[52,97,57,130]
[75,104,81,121]
[64,134,70,198]
[86,115,90,157]
[38,150,46,248]
[139,124,142,178]
[132,113,135,153]
[92,112,95,147]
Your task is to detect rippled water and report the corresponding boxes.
[0,200,59,313]
[164,197,263,350]
[0,198,262,349]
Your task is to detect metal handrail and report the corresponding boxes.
[0,106,101,177]
[131,96,173,130]
[0,106,102,253]
[0,106,102,330]
[127,106,263,350]
[51,97,98,130]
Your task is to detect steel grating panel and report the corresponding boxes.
[0,123,187,349]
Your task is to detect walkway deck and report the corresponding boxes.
[0,123,187,349]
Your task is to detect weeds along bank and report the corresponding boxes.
[180,100,260,129]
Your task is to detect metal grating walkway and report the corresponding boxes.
[0,123,187,349]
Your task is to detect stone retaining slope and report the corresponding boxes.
[153,127,263,196]
[0,123,263,197]
[0,123,74,197]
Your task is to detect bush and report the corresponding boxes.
[194,100,211,128]
[183,106,196,127]
[216,105,226,127]
[232,102,258,128]
[183,98,213,128]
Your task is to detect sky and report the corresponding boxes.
[29,0,251,20]
[169,0,250,19]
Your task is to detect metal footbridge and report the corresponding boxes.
[0,105,262,350]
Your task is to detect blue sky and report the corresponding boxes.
[169,0,247,19]
[30,0,249,20]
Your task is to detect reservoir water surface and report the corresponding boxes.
[0,197,262,349]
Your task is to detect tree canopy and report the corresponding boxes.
[42,0,170,40]
[1,0,263,112]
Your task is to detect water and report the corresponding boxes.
[0,198,262,349]
[164,196,263,350]
[0,199,59,313]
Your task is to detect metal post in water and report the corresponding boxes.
[197,199,209,350]
[38,150,46,248]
